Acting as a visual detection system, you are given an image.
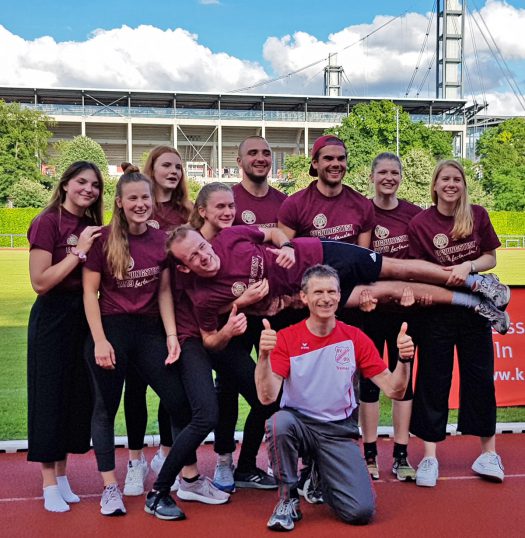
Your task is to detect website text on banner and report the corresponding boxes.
[449,286,525,408]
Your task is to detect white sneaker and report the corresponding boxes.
[150,450,179,491]
[416,457,439,487]
[472,452,504,482]
[177,476,230,505]
[123,455,148,496]
[100,484,126,516]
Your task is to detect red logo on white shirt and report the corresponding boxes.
[335,346,351,365]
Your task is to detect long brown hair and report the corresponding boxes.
[45,161,104,225]
[431,160,473,240]
[143,146,192,221]
[105,163,153,280]
[188,182,233,229]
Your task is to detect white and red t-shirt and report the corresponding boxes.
[148,201,188,232]
[270,320,387,422]
[371,200,422,259]
[85,225,167,316]
[408,205,500,266]
[28,207,95,292]
[188,226,323,331]
[278,181,375,243]
[232,183,287,228]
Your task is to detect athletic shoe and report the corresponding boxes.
[296,464,311,496]
[297,462,323,504]
[150,450,179,492]
[477,274,511,310]
[366,455,380,480]
[144,491,186,521]
[416,457,439,487]
[123,455,149,496]
[234,467,278,489]
[213,453,236,493]
[177,476,230,505]
[475,300,510,335]
[392,456,416,481]
[472,452,505,482]
[267,498,302,532]
[100,484,126,516]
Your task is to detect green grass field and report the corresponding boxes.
[0,249,523,441]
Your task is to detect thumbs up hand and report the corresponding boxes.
[397,322,414,360]
[259,318,277,357]
[225,303,248,338]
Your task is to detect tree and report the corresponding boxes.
[54,136,113,208]
[476,118,525,210]
[9,177,49,208]
[0,100,54,203]
[398,148,435,206]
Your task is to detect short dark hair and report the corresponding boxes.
[301,264,340,293]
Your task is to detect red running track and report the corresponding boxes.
[1,434,524,538]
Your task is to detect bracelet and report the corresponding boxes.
[398,356,414,364]
[281,241,294,249]
[470,261,477,274]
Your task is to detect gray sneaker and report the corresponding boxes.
[123,455,148,496]
[100,484,126,516]
[472,452,504,482]
[177,476,230,505]
[416,457,439,487]
[267,498,302,532]
[477,274,511,310]
[213,453,235,493]
[475,299,510,335]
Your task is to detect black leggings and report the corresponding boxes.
[85,315,191,473]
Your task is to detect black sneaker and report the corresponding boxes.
[296,464,311,496]
[234,467,278,489]
[267,498,302,532]
[144,491,186,521]
[297,463,323,504]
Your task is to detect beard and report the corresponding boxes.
[244,168,269,184]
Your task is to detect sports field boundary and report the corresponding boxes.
[2,422,525,454]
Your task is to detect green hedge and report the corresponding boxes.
[488,211,525,236]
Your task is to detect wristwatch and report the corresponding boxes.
[281,241,295,249]
[398,356,414,364]
[71,247,87,263]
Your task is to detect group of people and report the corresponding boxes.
[26,133,510,531]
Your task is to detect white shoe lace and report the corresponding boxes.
[104,485,121,505]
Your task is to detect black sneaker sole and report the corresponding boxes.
[100,509,126,516]
[144,505,186,520]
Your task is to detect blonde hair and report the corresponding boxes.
[44,161,104,226]
[143,146,192,221]
[105,163,153,280]
[431,160,473,240]
[188,182,233,229]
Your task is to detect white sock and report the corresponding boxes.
[43,485,70,512]
[56,475,80,503]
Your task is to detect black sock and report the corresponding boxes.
[393,443,408,459]
[290,487,299,500]
[364,442,377,459]
[182,474,199,483]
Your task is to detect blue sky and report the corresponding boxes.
[2,1,525,114]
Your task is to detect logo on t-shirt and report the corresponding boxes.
[335,346,351,365]
[147,220,160,229]
[433,233,449,249]
[375,225,389,239]
[231,281,247,297]
[313,213,327,229]
[241,210,256,225]
[128,257,135,271]
[66,234,78,246]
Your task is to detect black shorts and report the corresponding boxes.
[321,240,383,306]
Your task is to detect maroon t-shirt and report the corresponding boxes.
[148,201,188,232]
[408,205,500,266]
[188,226,323,331]
[85,225,167,316]
[27,206,95,293]
[232,183,287,228]
[371,200,422,259]
[278,181,375,243]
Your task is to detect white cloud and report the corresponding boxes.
[0,1,524,115]
[199,0,220,4]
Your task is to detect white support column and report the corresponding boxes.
[172,124,178,148]
[127,122,133,163]
[304,126,309,156]
[218,124,223,180]
[81,119,86,137]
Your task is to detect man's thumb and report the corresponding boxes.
[399,322,408,335]
[230,303,238,317]
[262,318,272,330]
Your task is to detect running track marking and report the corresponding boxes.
[2,473,524,503]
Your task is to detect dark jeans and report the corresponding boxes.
[213,336,279,471]
[27,292,92,462]
[85,315,191,475]
[410,306,496,442]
